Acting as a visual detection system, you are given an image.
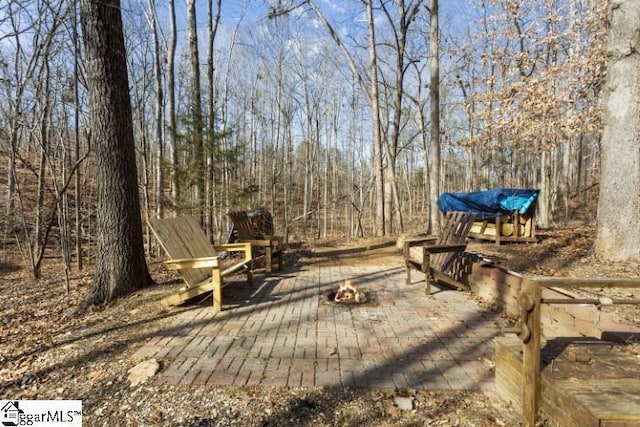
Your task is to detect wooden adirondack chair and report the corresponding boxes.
[228,210,283,274]
[403,211,477,294]
[148,217,254,311]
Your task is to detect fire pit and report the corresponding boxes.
[326,280,373,305]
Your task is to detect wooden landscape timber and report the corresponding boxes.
[467,263,639,338]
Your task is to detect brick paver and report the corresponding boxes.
[133,265,508,390]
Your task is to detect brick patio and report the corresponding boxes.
[133,265,508,390]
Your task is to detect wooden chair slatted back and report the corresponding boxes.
[228,211,258,240]
[149,217,216,287]
[432,211,476,272]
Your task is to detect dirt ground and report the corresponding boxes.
[1,225,638,426]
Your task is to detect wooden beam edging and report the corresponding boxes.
[519,275,640,427]
[526,276,640,288]
[542,297,640,305]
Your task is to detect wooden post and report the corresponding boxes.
[424,252,431,295]
[403,241,411,285]
[530,216,536,240]
[276,237,284,270]
[522,278,542,426]
[212,265,223,312]
[265,245,273,274]
[245,244,254,286]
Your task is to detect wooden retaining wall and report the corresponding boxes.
[467,261,639,340]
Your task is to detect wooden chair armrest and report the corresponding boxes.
[403,235,437,255]
[213,242,253,261]
[404,235,437,245]
[164,256,219,270]
[214,242,252,252]
[239,237,281,248]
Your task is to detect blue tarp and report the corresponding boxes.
[437,189,539,221]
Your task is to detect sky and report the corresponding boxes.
[160,0,476,47]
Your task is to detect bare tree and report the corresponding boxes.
[428,0,440,233]
[3,0,41,217]
[378,0,424,234]
[146,0,164,220]
[451,0,606,228]
[186,0,205,222]
[0,0,85,279]
[167,0,179,215]
[72,0,84,271]
[302,0,386,235]
[205,0,222,233]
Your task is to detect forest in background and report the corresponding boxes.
[0,0,607,278]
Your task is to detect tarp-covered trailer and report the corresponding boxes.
[438,189,539,245]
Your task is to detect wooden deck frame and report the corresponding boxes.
[510,277,640,426]
[228,210,283,274]
[149,217,254,311]
[403,211,476,294]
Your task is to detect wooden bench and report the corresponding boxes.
[149,217,254,311]
[403,211,476,294]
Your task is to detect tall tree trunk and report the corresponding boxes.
[537,149,551,228]
[73,1,83,270]
[595,0,640,260]
[167,0,179,216]
[561,141,571,223]
[5,7,26,217]
[428,0,441,234]
[33,54,52,278]
[148,0,164,220]
[380,0,423,234]
[205,0,221,234]
[302,82,312,235]
[186,0,204,222]
[367,0,385,236]
[78,0,152,308]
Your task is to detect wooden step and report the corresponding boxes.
[495,336,640,426]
